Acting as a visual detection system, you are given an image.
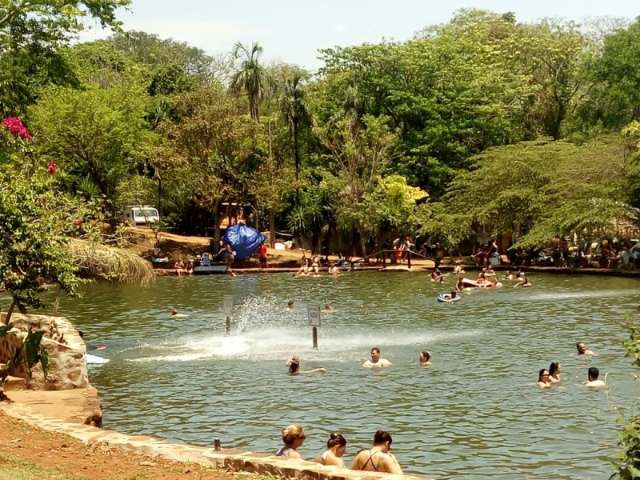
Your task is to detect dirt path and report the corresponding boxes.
[0,411,245,480]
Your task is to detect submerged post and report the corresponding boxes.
[223,295,233,336]
[308,304,321,350]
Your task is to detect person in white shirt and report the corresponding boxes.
[362,347,392,368]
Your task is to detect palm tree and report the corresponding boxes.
[230,42,266,121]
[280,71,309,183]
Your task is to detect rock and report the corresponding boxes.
[0,313,88,390]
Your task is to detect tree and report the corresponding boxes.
[279,70,309,184]
[419,135,636,250]
[578,19,640,129]
[160,85,257,238]
[315,113,398,256]
[0,172,80,325]
[249,120,295,247]
[28,82,155,216]
[0,0,130,115]
[231,42,267,121]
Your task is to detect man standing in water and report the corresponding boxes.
[362,347,392,368]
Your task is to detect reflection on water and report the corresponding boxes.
[50,273,639,479]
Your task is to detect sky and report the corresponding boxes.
[79,0,640,70]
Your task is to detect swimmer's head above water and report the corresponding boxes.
[588,366,599,382]
[373,430,393,451]
[419,351,431,364]
[287,301,294,310]
[287,355,301,374]
[371,347,381,363]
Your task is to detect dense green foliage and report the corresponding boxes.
[611,321,640,479]
[1,3,640,264]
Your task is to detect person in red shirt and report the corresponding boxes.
[258,242,268,268]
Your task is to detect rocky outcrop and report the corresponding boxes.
[0,313,88,390]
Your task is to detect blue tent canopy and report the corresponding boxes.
[223,224,265,261]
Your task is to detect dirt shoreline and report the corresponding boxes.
[0,410,240,480]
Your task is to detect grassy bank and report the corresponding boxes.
[0,411,269,480]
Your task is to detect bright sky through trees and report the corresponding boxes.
[79,0,640,68]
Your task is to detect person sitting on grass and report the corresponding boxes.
[276,424,306,458]
[585,367,607,389]
[352,430,403,474]
[316,432,347,467]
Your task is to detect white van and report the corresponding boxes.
[128,206,160,226]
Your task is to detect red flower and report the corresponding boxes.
[47,161,58,175]
[1,117,32,141]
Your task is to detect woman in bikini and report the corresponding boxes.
[315,432,347,467]
[275,424,306,459]
[352,430,402,474]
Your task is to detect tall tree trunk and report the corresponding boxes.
[213,200,221,245]
[269,210,276,248]
[3,297,16,325]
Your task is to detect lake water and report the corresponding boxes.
[53,272,639,479]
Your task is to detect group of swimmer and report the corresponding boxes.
[537,342,607,389]
[275,425,402,474]
[294,253,341,277]
[287,347,430,375]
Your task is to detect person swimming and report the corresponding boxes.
[585,367,607,388]
[431,268,444,283]
[538,368,552,388]
[315,432,347,467]
[287,300,295,311]
[419,351,431,366]
[362,347,392,368]
[576,342,596,356]
[549,362,561,383]
[276,424,305,459]
[352,430,402,474]
[287,355,327,375]
[170,308,188,318]
[514,272,532,288]
[504,270,514,280]
[322,303,334,313]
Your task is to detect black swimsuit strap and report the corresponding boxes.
[363,451,380,471]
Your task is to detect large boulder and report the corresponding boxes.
[0,313,88,390]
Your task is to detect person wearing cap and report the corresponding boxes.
[287,355,327,375]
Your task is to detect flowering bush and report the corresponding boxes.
[1,117,32,141]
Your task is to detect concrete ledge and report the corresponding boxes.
[1,401,428,480]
